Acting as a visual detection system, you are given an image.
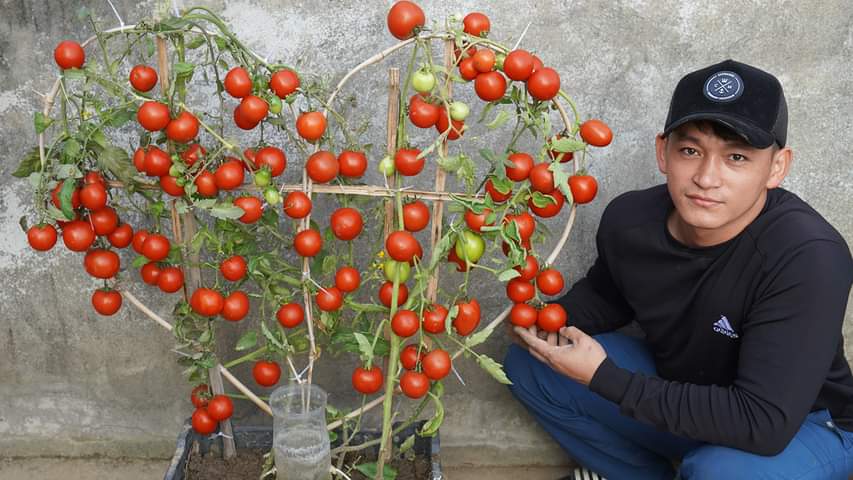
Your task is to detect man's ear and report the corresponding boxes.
[655,133,668,175]
[766,146,793,189]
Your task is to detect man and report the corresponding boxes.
[504,59,853,479]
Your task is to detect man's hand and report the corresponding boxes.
[514,325,607,386]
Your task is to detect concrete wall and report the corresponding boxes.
[1,0,851,467]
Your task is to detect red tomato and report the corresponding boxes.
[509,303,538,328]
[338,150,368,178]
[330,208,364,241]
[580,119,613,147]
[408,95,440,128]
[506,152,534,182]
[181,144,206,167]
[255,146,287,177]
[306,150,338,183]
[352,366,383,394]
[233,196,263,223]
[537,303,567,333]
[378,281,408,308]
[214,159,245,190]
[82,171,105,186]
[569,175,599,204]
[472,49,496,73]
[475,71,507,102]
[453,298,481,336]
[142,233,170,261]
[133,147,146,172]
[220,255,247,281]
[529,163,555,193]
[316,286,343,312]
[387,1,425,40]
[537,269,565,296]
[84,249,120,279]
[137,101,171,131]
[144,146,172,177]
[505,212,535,241]
[129,65,157,92]
[159,175,185,197]
[503,50,534,81]
[385,231,421,262]
[527,67,561,101]
[403,201,430,232]
[207,395,234,421]
[506,278,535,303]
[62,220,95,252]
[233,105,258,130]
[269,69,300,98]
[191,385,210,408]
[27,224,58,251]
[515,254,539,281]
[531,55,544,73]
[192,408,217,435]
[400,344,423,370]
[80,182,108,210]
[157,266,184,293]
[463,12,490,37]
[222,291,250,321]
[253,361,281,387]
[464,208,492,233]
[335,266,361,293]
[400,371,429,399]
[140,262,161,285]
[529,189,565,218]
[294,229,323,257]
[224,67,253,98]
[132,229,149,254]
[239,95,269,124]
[190,288,224,317]
[195,170,219,198]
[392,310,420,337]
[485,177,511,202]
[458,57,478,81]
[277,303,304,328]
[296,111,326,142]
[436,107,465,140]
[454,44,477,62]
[107,223,133,249]
[51,181,80,210]
[447,248,468,272]
[91,289,122,316]
[54,40,85,69]
[166,111,199,143]
[90,206,118,236]
[394,148,424,176]
[422,349,451,380]
[422,304,448,334]
[547,134,575,163]
[283,191,312,219]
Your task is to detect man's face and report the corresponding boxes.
[655,122,792,247]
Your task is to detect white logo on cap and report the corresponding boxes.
[704,71,744,103]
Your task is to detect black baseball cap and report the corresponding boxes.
[663,59,787,148]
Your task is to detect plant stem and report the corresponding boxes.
[223,345,268,369]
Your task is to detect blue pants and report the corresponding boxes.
[504,332,853,479]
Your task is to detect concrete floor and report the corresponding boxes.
[0,457,572,479]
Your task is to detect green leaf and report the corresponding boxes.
[214,37,228,51]
[210,204,246,220]
[105,108,135,127]
[352,332,374,364]
[62,139,82,163]
[497,268,521,282]
[132,255,149,269]
[62,69,86,80]
[55,164,82,179]
[12,148,41,178]
[490,175,513,195]
[550,137,586,153]
[260,321,286,351]
[398,434,416,454]
[174,62,195,79]
[419,389,445,437]
[236,331,257,351]
[530,191,557,208]
[354,463,397,480]
[186,36,206,49]
[550,162,573,200]
[58,179,76,220]
[93,144,135,184]
[18,216,28,233]
[486,110,510,130]
[34,112,53,134]
[477,355,512,385]
[198,329,212,344]
[465,316,501,349]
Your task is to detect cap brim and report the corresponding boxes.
[663,113,776,149]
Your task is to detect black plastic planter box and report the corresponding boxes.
[164,420,443,479]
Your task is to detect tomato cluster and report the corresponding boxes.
[189,384,234,436]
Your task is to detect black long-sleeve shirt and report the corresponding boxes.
[558,184,853,455]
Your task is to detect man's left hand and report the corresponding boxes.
[514,325,608,386]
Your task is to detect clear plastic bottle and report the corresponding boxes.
[270,384,331,480]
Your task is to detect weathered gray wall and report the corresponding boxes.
[1,0,851,468]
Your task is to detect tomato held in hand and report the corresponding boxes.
[403,200,430,232]
[283,191,312,219]
[233,196,263,223]
[137,101,171,131]
[224,66,253,98]
[400,371,430,399]
[221,291,250,321]
[330,208,364,241]
[422,304,448,334]
[91,289,122,316]
[207,395,234,421]
[378,281,408,308]
[510,303,538,328]
[422,349,451,380]
[537,303,567,333]
[27,224,57,251]
[537,268,565,296]
[294,229,323,257]
[316,286,343,312]
[253,360,281,387]
[220,255,247,282]
[352,366,383,394]
[453,298,481,336]
[190,288,225,317]
[277,303,304,328]
[338,150,368,178]
[387,1,425,40]
[391,309,420,337]
[296,111,326,141]
[569,175,598,204]
[579,119,613,147]
[129,65,157,92]
[54,40,85,69]
[192,408,217,435]
[269,69,300,98]
[527,67,561,101]
[157,266,185,293]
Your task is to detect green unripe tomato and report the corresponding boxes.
[383,259,411,283]
[378,155,395,176]
[449,101,470,121]
[412,68,436,94]
[455,230,485,263]
[263,187,281,205]
[254,169,272,187]
[269,96,283,114]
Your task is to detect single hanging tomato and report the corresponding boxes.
[391,310,420,337]
[62,220,95,252]
[54,40,85,69]
[472,49,496,73]
[214,159,245,190]
[108,223,133,249]
[422,349,451,380]
[27,224,57,251]
[475,71,507,102]
[400,371,429,399]
[529,190,565,218]
[510,303,538,328]
[537,268,565,296]
[400,345,423,370]
[316,286,343,312]
[411,68,436,93]
[569,175,599,204]
[383,259,411,283]
[233,196,263,223]
[330,208,364,241]
[192,408,217,435]
[352,366,383,394]
[157,266,184,293]
[133,147,146,172]
[220,255,247,281]
[485,177,511,202]
[387,1,425,40]
[90,206,119,236]
[283,191,312,219]
[207,395,233,421]
[92,289,122,316]
[132,229,149,254]
[221,291,250,321]
[253,361,281,387]
[224,66,253,98]
[166,111,199,143]
[527,67,561,101]
[506,278,535,303]
[537,303,567,333]
[580,119,613,147]
[394,148,424,176]
[335,267,361,293]
[140,262,161,285]
[435,107,464,140]
[142,233,170,262]
[547,134,575,163]
[144,146,172,177]
[191,385,210,408]
[458,57,478,81]
[378,281,408,308]
[447,248,468,272]
[194,170,219,198]
[294,229,323,257]
[269,69,300,98]
[515,254,539,281]
[505,212,536,241]
[338,150,368,178]
[453,298,481,336]
[239,95,269,124]
[464,208,492,233]
[160,175,185,197]
[296,111,326,142]
[80,181,108,210]
[233,105,258,130]
[403,200,430,232]
[83,249,120,279]
[506,152,534,181]
[305,150,338,183]
[137,101,171,131]
[181,143,206,167]
[529,163,556,193]
[503,50,535,81]
[463,12,490,37]
[129,65,157,92]
[277,303,304,328]
[386,231,421,263]
[422,304,448,334]
[454,230,485,263]
[190,288,224,317]
[408,95,440,128]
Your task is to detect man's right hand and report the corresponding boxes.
[505,321,570,350]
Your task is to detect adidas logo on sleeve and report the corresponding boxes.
[713,315,739,339]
